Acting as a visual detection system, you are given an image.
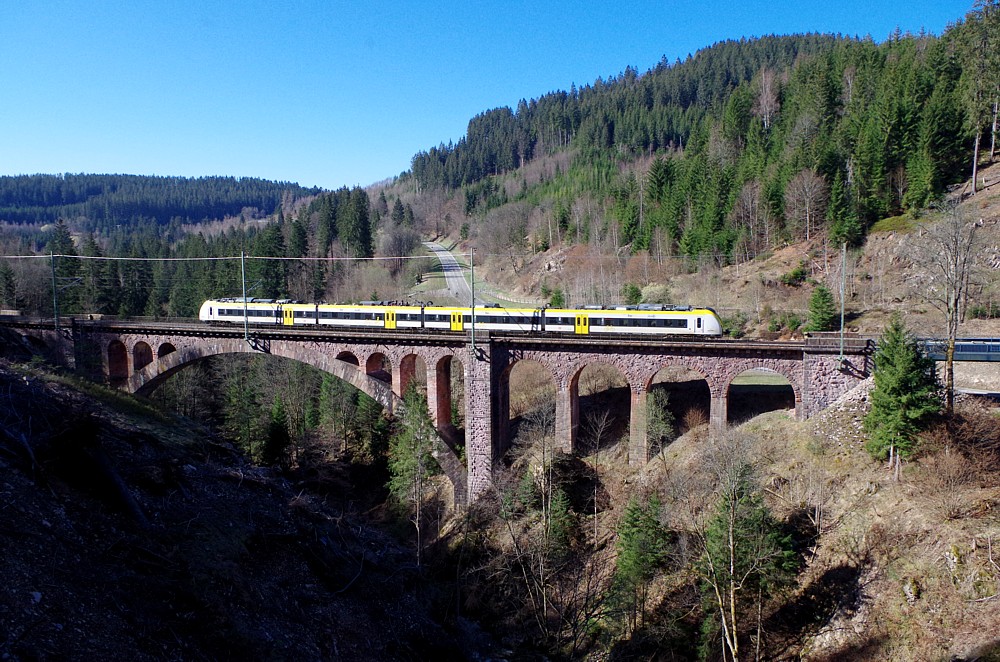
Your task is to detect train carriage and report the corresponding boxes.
[199,298,723,337]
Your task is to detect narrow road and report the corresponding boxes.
[422,241,478,304]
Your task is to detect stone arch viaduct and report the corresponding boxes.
[7,319,872,505]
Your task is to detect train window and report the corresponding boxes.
[697,317,702,329]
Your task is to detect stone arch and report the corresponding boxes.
[430,354,463,431]
[498,357,556,458]
[399,353,425,396]
[130,344,396,412]
[726,367,796,425]
[643,363,713,435]
[108,340,128,387]
[365,352,392,386]
[133,341,153,373]
[336,351,360,366]
[568,360,630,456]
[124,340,466,507]
[157,342,176,359]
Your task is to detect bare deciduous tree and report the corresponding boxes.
[731,180,775,263]
[696,430,795,662]
[784,169,829,242]
[909,203,984,414]
[481,203,530,274]
[377,222,421,276]
[754,67,780,130]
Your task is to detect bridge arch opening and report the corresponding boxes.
[147,358,213,419]
[133,341,153,373]
[572,362,629,457]
[107,340,128,387]
[502,359,556,459]
[336,351,360,367]
[365,352,392,386]
[157,342,176,359]
[399,353,426,396]
[726,368,795,425]
[432,354,466,460]
[646,365,712,444]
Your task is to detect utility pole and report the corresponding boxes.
[839,242,846,363]
[241,250,249,343]
[469,248,476,355]
[50,252,59,333]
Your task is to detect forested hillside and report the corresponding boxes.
[409,16,996,262]
[0,184,396,319]
[2,6,998,321]
[0,174,320,230]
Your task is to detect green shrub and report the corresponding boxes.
[779,263,809,287]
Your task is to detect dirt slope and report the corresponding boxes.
[0,355,486,661]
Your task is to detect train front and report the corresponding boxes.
[198,299,217,322]
[700,309,724,336]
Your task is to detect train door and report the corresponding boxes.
[386,310,397,329]
[450,311,463,331]
[283,308,294,326]
[575,313,590,335]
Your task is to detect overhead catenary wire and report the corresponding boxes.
[0,253,463,262]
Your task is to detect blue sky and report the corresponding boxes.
[0,1,974,191]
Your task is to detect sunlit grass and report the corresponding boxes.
[730,370,791,386]
[870,214,918,233]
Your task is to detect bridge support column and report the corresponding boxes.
[394,359,417,398]
[629,388,648,466]
[554,381,578,454]
[427,357,452,429]
[710,394,728,432]
[465,349,495,502]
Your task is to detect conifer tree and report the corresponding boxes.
[699,458,795,661]
[863,316,940,469]
[388,385,439,565]
[806,284,838,332]
[261,395,291,468]
[0,263,16,310]
[612,495,668,634]
[47,219,81,314]
[224,359,264,457]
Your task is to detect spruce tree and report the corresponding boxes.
[261,395,291,468]
[0,263,16,310]
[612,495,668,634]
[388,386,438,565]
[863,316,940,464]
[47,219,81,314]
[699,461,796,661]
[806,284,838,332]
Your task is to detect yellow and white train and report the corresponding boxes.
[198,298,724,337]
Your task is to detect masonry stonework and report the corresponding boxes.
[2,321,872,505]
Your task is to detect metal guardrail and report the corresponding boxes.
[922,338,1000,362]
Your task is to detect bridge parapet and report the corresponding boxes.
[803,332,877,354]
[2,318,879,504]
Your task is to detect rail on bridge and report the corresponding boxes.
[1,317,878,505]
[922,338,1000,362]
